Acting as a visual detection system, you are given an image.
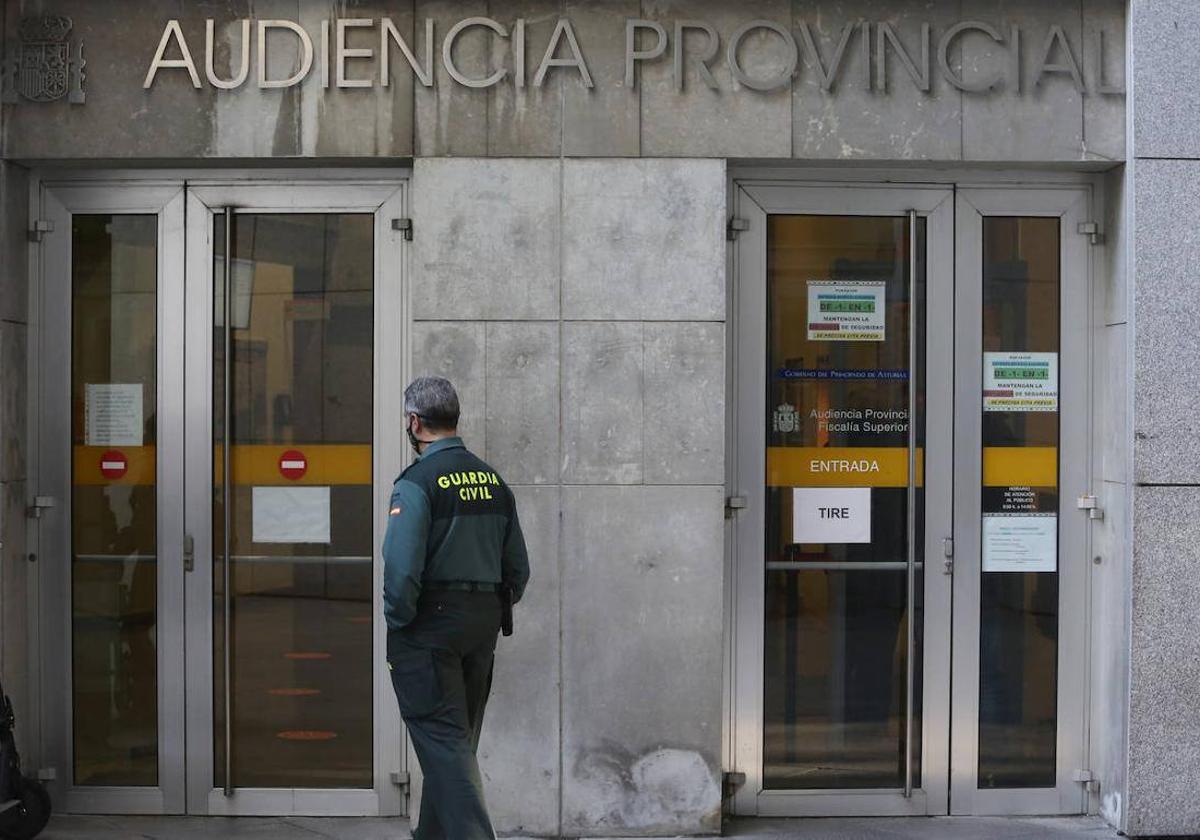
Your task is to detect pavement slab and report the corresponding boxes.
[39,814,1122,840]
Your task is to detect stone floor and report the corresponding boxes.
[37,814,1124,839]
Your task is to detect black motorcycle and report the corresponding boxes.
[0,680,50,840]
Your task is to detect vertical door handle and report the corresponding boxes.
[222,208,235,797]
[903,209,918,799]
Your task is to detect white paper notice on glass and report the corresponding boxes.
[983,352,1058,412]
[252,486,331,544]
[982,513,1057,572]
[85,383,143,446]
[793,487,872,544]
[807,280,887,342]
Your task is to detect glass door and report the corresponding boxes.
[183,183,407,816]
[950,188,1091,815]
[36,183,188,814]
[731,185,954,817]
[35,178,408,817]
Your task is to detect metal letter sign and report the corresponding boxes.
[2,15,86,104]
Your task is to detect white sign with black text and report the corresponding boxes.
[792,487,871,544]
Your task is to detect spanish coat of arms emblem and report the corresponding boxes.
[773,402,800,434]
[2,15,86,104]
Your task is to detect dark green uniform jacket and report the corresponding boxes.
[382,437,530,630]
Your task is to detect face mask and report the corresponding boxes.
[407,417,424,455]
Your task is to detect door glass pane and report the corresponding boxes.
[213,213,374,789]
[978,217,1060,789]
[763,215,925,789]
[71,215,159,786]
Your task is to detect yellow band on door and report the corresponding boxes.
[767,446,1058,488]
[982,446,1057,488]
[74,444,372,486]
[768,447,923,488]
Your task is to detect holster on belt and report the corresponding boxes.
[500,584,514,637]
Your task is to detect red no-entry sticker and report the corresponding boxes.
[278,449,308,481]
[99,450,128,480]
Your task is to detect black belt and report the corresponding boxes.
[425,581,499,593]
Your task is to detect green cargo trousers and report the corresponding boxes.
[387,590,501,840]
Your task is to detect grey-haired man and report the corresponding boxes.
[382,375,530,840]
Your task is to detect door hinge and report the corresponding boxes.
[390,770,410,790]
[26,495,56,519]
[722,771,747,798]
[183,534,195,573]
[36,768,56,782]
[727,217,749,241]
[725,495,748,519]
[1077,495,1104,521]
[28,220,54,242]
[391,217,413,241]
[942,537,954,575]
[1076,221,1104,246]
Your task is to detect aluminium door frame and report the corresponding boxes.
[950,186,1092,816]
[182,178,409,817]
[33,181,188,814]
[729,182,955,817]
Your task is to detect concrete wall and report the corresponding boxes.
[0,159,30,761]
[410,157,726,836]
[1127,1,1200,836]
[1,0,1125,162]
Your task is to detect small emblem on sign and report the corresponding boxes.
[773,402,799,434]
[2,15,86,105]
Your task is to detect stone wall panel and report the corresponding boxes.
[562,158,724,321]
[411,157,560,320]
[561,484,724,836]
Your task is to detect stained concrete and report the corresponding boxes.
[639,0,793,158]
[411,158,561,320]
[792,0,962,161]
[36,814,1124,839]
[2,0,1125,161]
[562,0,641,157]
[484,322,560,485]
[561,159,725,321]
[1131,160,1200,485]
[476,485,562,838]
[411,321,487,452]
[561,485,724,836]
[561,321,644,485]
[1131,0,1200,159]
[414,0,488,157]
[643,322,724,485]
[486,0,564,158]
[1127,486,1200,836]
[0,161,28,324]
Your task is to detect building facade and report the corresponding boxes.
[0,0,1193,836]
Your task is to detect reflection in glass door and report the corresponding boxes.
[183,183,407,816]
[211,213,375,790]
[951,189,1090,815]
[39,179,406,816]
[733,185,954,818]
[38,184,188,814]
[762,215,926,791]
[70,215,160,788]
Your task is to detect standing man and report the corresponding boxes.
[382,376,530,840]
